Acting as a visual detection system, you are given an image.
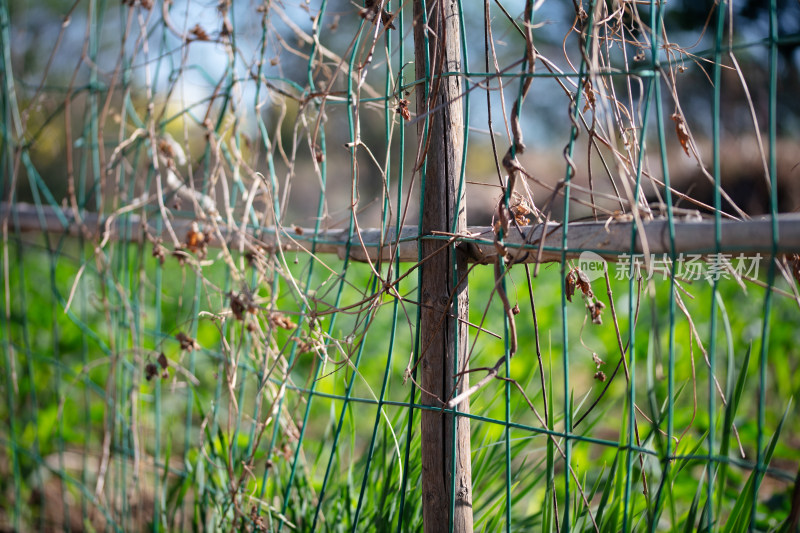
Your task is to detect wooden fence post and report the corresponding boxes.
[413,0,473,531]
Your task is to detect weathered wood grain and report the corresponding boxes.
[5,203,798,263]
[413,0,473,530]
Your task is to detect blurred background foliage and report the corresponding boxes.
[2,0,800,531]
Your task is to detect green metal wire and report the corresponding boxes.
[752,0,781,527]
[706,1,727,529]
[352,4,405,527]
[400,1,434,530]
[559,2,598,529]
[647,0,679,527]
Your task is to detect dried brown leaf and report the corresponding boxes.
[672,112,691,157]
[270,313,297,331]
[184,222,212,259]
[582,79,596,112]
[576,269,593,298]
[190,24,210,41]
[589,299,605,324]
[396,98,411,121]
[565,271,576,302]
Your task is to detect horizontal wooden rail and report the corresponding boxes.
[3,203,799,263]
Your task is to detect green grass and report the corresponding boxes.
[1,235,799,531]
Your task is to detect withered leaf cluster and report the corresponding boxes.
[509,193,534,226]
[269,312,297,331]
[149,235,166,265]
[145,352,170,381]
[182,222,213,260]
[189,24,210,42]
[249,505,266,532]
[587,299,606,325]
[292,336,314,354]
[395,98,411,121]
[565,267,605,324]
[361,0,395,30]
[228,290,258,321]
[591,352,606,382]
[176,332,199,352]
[565,268,593,302]
[244,247,268,272]
[157,138,175,160]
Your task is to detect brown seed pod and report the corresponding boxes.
[157,138,175,158]
[229,292,245,321]
[184,222,208,258]
[228,290,258,321]
[152,239,166,265]
[176,332,199,352]
[145,362,159,381]
[270,312,297,330]
[250,505,266,531]
[395,98,411,121]
[589,299,605,324]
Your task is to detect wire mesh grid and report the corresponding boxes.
[1,0,799,531]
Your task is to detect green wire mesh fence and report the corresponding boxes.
[2,0,800,531]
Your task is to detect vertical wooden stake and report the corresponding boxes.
[414,0,473,531]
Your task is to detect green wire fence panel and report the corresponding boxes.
[2,0,799,531]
